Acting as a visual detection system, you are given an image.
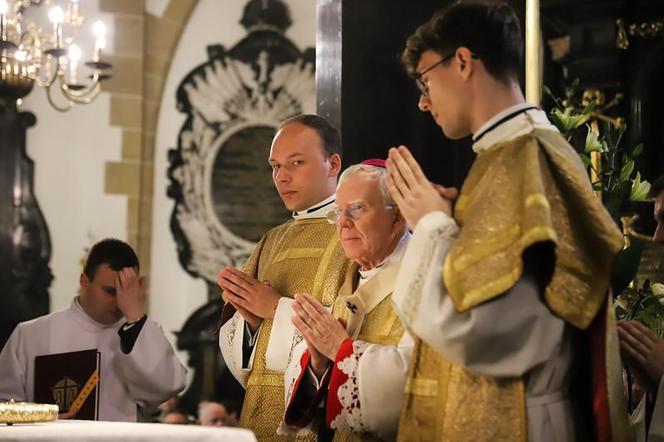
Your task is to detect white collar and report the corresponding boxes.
[472,103,558,154]
[292,194,336,220]
[358,230,411,283]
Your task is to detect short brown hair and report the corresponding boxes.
[402,0,522,85]
[278,114,342,158]
[83,238,139,280]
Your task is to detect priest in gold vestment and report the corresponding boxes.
[218,115,351,440]
[278,161,412,441]
[386,2,633,441]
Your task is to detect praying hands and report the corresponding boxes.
[218,267,282,331]
[618,320,664,387]
[291,293,349,378]
[386,145,457,229]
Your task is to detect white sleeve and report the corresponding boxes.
[348,332,415,438]
[218,311,259,388]
[0,325,28,401]
[266,298,299,373]
[283,339,309,415]
[392,211,564,378]
[278,339,316,437]
[112,319,186,406]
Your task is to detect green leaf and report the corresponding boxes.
[633,143,644,158]
[630,172,652,202]
[619,160,635,183]
[582,99,597,115]
[584,126,604,153]
[593,182,603,191]
[580,154,592,167]
[551,108,586,134]
[611,236,646,295]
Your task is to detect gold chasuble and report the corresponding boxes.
[398,128,629,441]
[333,263,404,347]
[233,217,350,440]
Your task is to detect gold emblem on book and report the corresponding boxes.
[51,376,80,411]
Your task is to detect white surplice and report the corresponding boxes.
[218,195,338,386]
[392,105,577,442]
[0,297,186,422]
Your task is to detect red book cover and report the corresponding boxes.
[34,349,100,420]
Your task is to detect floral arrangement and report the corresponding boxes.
[615,281,664,337]
[544,81,658,331]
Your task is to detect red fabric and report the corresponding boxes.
[325,338,355,427]
[283,349,313,427]
[361,159,386,168]
[589,300,611,442]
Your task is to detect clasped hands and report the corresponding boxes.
[386,145,458,229]
[217,267,282,332]
[291,293,350,379]
[618,320,664,390]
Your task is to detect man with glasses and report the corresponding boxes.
[217,114,351,440]
[278,160,412,441]
[385,1,630,441]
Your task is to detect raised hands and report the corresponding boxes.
[115,267,146,323]
[218,267,281,331]
[618,320,664,386]
[291,293,349,378]
[386,146,458,229]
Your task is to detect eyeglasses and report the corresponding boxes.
[326,202,395,224]
[414,52,480,97]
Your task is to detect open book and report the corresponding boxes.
[34,349,100,420]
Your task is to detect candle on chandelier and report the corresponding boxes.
[48,6,65,48]
[92,20,106,61]
[67,0,83,25]
[69,0,80,22]
[68,44,81,84]
[0,0,8,42]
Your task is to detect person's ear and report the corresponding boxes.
[79,272,90,296]
[392,208,407,234]
[455,47,475,80]
[328,153,342,177]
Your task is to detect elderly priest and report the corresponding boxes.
[280,160,413,441]
[0,238,186,421]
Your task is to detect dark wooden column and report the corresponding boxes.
[0,109,52,349]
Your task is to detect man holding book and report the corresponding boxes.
[0,238,186,421]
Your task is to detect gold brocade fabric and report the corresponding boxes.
[399,129,625,441]
[397,339,526,442]
[444,129,623,329]
[235,218,351,441]
[330,264,405,442]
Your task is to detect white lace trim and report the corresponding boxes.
[284,340,307,405]
[226,314,239,371]
[329,340,370,432]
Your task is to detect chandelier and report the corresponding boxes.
[0,0,112,112]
